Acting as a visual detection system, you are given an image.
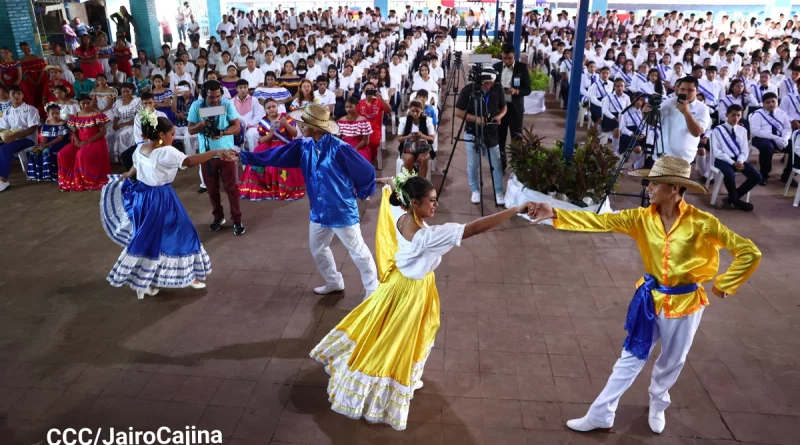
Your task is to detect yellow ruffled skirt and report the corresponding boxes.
[309,186,440,431]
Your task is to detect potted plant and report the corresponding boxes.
[524,69,549,115]
[472,40,504,60]
[504,126,619,222]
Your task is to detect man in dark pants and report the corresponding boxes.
[188,80,245,235]
[749,93,791,185]
[121,93,166,171]
[710,105,761,211]
[494,43,531,171]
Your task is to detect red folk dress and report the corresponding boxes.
[356,98,384,162]
[114,45,133,78]
[239,114,306,201]
[20,57,47,110]
[74,46,104,79]
[44,79,75,104]
[58,112,111,191]
[337,117,374,161]
[0,60,21,89]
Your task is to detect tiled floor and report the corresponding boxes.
[1,89,799,445]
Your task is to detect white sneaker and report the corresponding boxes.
[414,380,424,390]
[496,193,505,206]
[0,181,9,192]
[314,284,345,295]
[566,415,611,433]
[470,191,480,204]
[648,407,666,434]
[189,281,206,289]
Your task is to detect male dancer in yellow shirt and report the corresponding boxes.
[530,156,761,434]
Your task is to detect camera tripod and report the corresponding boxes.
[438,82,499,216]
[442,52,468,144]
[596,93,665,213]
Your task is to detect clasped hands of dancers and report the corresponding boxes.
[103,103,760,435]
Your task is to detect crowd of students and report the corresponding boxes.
[523,8,800,212]
[0,4,457,195]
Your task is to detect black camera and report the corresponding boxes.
[203,116,221,138]
[468,63,483,83]
[454,50,462,61]
[365,89,377,96]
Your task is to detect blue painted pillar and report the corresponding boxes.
[562,0,591,162]
[591,0,607,14]
[766,0,791,18]
[375,0,389,20]
[0,0,42,58]
[512,1,523,59]
[207,0,223,39]
[494,0,500,41]
[129,0,162,60]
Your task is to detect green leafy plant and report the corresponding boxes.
[529,69,549,92]
[472,40,504,58]
[507,125,618,205]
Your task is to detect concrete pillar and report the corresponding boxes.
[207,0,222,39]
[128,0,162,60]
[591,0,607,14]
[0,0,42,58]
[375,0,389,18]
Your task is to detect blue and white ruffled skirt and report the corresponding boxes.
[101,175,212,291]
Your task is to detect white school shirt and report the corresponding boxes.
[0,103,39,142]
[779,93,800,122]
[134,109,168,144]
[588,80,613,107]
[620,108,655,145]
[261,60,282,77]
[169,72,195,92]
[778,77,798,101]
[601,92,631,119]
[314,89,336,108]
[697,78,722,107]
[749,82,777,105]
[751,108,791,147]
[658,96,711,162]
[711,122,750,165]
[240,67,264,89]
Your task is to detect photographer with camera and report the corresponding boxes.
[188,80,245,236]
[455,67,507,205]
[644,76,711,165]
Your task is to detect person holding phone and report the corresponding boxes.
[397,100,435,179]
[643,76,710,166]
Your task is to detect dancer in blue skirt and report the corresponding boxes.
[102,109,234,299]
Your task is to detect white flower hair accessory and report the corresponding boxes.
[138,107,158,131]
[392,167,417,208]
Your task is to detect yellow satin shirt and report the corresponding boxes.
[553,200,761,318]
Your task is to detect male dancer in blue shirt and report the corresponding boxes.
[227,104,378,297]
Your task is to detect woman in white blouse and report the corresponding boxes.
[110,83,142,163]
[412,65,438,95]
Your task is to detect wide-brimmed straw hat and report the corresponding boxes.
[628,156,708,194]
[44,65,63,73]
[288,103,339,135]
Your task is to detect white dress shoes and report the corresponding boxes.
[566,416,612,433]
[314,284,345,295]
[648,408,666,434]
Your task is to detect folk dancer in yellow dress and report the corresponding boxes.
[529,156,761,435]
[309,170,535,430]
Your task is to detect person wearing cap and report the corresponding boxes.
[455,67,507,205]
[43,65,74,105]
[529,156,761,435]
[230,103,378,298]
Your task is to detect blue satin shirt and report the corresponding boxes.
[240,133,376,228]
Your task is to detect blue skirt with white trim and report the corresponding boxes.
[101,176,211,291]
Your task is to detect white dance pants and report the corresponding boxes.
[309,222,378,294]
[586,307,704,427]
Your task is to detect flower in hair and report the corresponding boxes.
[392,167,417,208]
[138,107,158,130]
[44,101,61,111]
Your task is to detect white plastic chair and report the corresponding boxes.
[782,141,800,206]
[395,115,435,180]
[17,145,36,178]
[706,143,751,206]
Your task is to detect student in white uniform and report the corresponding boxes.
[750,92,791,184]
[711,104,761,211]
[601,78,632,153]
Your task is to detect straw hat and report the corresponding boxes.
[288,103,340,135]
[628,156,708,194]
[44,65,63,73]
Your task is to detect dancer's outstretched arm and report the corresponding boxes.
[463,203,532,240]
[235,137,305,168]
[530,202,638,236]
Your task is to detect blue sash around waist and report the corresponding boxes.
[623,274,699,360]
